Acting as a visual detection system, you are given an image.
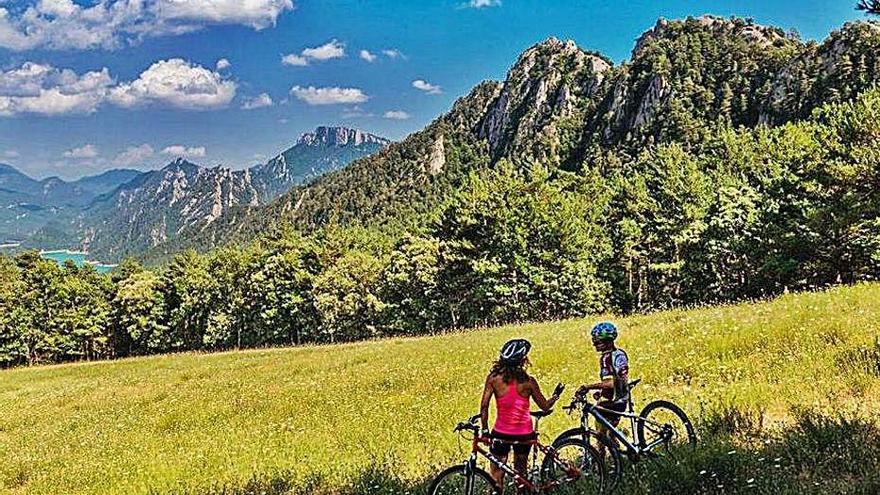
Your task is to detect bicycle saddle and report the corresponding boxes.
[530,410,553,418]
[628,378,642,390]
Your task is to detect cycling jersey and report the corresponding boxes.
[598,348,630,404]
[493,381,533,435]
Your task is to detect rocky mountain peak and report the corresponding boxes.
[632,15,786,57]
[477,36,611,157]
[164,157,198,171]
[513,37,611,74]
[297,126,390,147]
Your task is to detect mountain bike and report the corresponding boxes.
[554,379,697,491]
[429,410,605,494]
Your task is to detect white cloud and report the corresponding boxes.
[383,110,410,120]
[64,144,99,159]
[215,58,231,70]
[110,59,236,110]
[467,0,501,7]
[282,39,346,66]
[412,79,442,94]
[0,59,235,117]
[241,92,273,110]
[289,85,368,105]
[302,39,345,60]
[162,145,206,158]
[0,0,294,51]
[114,144,154,166]
[281,53,308,66]
[155,0,293,29]
[0,62,114,116]
[341,106,373,119]
[359,49,376,62]
[382,48,404,59]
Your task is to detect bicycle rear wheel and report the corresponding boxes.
[428,464,500,495]
[541,437,605,494]
[636,400,697,456]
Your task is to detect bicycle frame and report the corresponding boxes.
[465,433,582,492]
[579,401,669,456]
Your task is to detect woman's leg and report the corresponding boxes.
[489,453,508,490]
[512,451,529,494]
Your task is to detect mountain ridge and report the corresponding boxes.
[0,164,142,243]
[79,127,389,259]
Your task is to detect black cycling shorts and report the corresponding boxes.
[490,430,537,457]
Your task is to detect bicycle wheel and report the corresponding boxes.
[636,400,697,456]
[541,437,605,494]
[553,428,622,492]
[428,464,500,495]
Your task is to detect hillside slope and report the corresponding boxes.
[1,284,878,495]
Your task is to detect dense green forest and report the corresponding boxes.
[2,85,879,367]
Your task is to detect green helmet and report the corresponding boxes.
[590,321,618,342]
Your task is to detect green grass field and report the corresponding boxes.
[2,284,880,495]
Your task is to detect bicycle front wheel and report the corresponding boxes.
[553,428,623,492]
[428,464,500,495]
[541,437,605,494]
[636,400,697,456]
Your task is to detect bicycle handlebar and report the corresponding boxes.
[562,390,592,414]
[453,414,482,433]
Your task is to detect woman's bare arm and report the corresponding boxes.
[480,375,494,432]
[530,377,560,411]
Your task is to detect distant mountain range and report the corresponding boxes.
[0,165,141,243]
[0,126,389,259]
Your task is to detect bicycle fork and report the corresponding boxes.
[464,453,479,494]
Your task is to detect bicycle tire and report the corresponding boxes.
[540,437,605,494]
[427,464,500,495]
[553,427,623,492]
[636,400,697,455]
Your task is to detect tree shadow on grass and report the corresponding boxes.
[617,408,880,495]
[166,409,880,495]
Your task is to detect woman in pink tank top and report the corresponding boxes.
[479,339,562,491]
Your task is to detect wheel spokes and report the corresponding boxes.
[547,443,603,495]
[642,408,693,455]
[432,470,496,495]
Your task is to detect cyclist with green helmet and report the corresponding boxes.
[577,321,629,450]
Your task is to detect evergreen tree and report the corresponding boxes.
[857,0,880,15]
[162,251,215,350]
[110,269,169,356]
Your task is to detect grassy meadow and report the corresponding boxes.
[1,284,880,494]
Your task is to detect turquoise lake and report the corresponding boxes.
[40,250,116,274]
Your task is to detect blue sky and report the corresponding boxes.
[0,0,866,180]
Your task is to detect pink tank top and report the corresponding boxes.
[493,381,534,435]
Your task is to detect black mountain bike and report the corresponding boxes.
[553,379,697,491]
